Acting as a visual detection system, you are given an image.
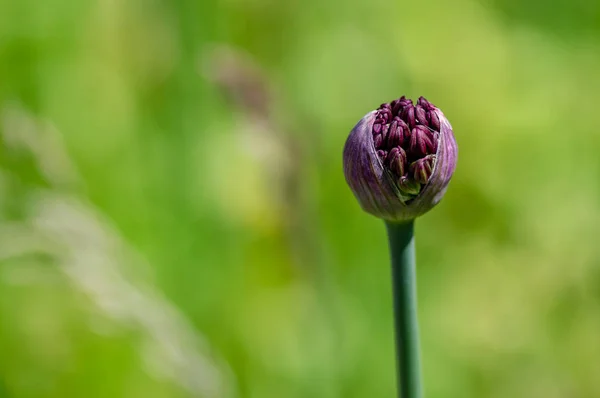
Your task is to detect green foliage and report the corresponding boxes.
[1,0,600,397]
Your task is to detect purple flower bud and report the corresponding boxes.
[391,100,402,115]
[343,95,457,222]
[402,105,416,128]
[410,155,436,184]
[398,119,411,146]
[399,98,413,107]
[387,117,402,148]
[415,105,428,126]
[379,107,392,123]
[417,96,434,111]
[386,146,407,177]
[428,111,440,132]
[409,125,437,158]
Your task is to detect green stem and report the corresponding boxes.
[385,221,423,398]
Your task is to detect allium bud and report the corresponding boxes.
[386,146,408,177]
[415,105,428,126]
[410,155,436,184]
[391,99,402,115]
[387,117,402,148]
[343,96,457,222]
[409,125,437,158]
[379,107,392,123]
[417,96,434,111]
[428,110,440,132]
[402,105,416,128]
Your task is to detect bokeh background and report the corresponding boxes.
[1,0,600,397]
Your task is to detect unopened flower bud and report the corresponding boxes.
[379,107,392,123]
[386,146,407,177]
[409,125,437,158]
[343,95,457,222]
[415,105,428,126]
[428,111,440,132]
[398,97,413,107]
[398,119,411,146]
[417,96,434,111]
[410,155,436,184]
[387,117,402,148]
[402,105,416,128]
[381,124,389,142]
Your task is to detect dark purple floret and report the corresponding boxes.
[387,118,402,148]
[402,105,416,128]
[415,105,428,126]
[367,96,444,198]
[391,100,402,115]
[399,119,410,146]
[409,125,437,158]
[410,155,436,184]
[417,96,434,111]
[379,107,392,123]
[386,146,407,177]
[399,98,413,107]
[428,111,440,131]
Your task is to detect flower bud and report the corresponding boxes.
[409,125,437,158]
[386,117,402,148]
[399,119,411,146]
[391,99,402,115]
[417,96,434,111]
[415,105,428,126]
[428,110,440,132]
[343,95,457,222]
[386,146,407,177]
[410,155,436,184]
[378,106,392,123]
[402,105,416,128]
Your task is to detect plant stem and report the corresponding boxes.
[385,220,423,398]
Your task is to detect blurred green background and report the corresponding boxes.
[1,0,600,397]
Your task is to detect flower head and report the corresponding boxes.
[343,96,457,222]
